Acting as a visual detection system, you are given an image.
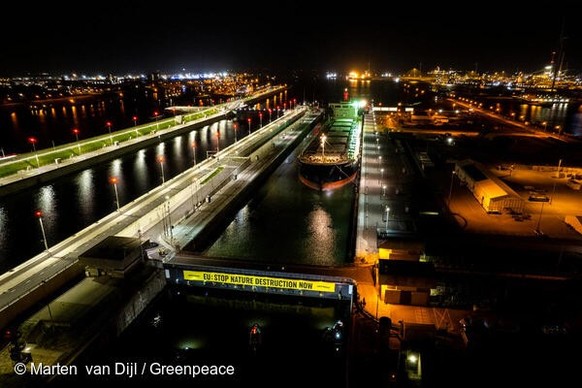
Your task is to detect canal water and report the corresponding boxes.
[68,288,351,387]
[200,131,356,266]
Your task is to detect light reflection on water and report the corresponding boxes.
[202,139,355,266]
[75,170,95,221]
[0,118,242,273]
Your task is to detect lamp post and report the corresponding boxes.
[259,112,263,128]
[535,201,545,235]
[72,128,81,155]
[321,134,327,159]
[385,206,390,232]
[105,121,113,145]
[35,210,49,251]
[448,170,456,205]
[247,117,252,134]
[154,111,160,130]
[165,195,173,242]
[380,168,384,184]
[133,116,138,136]
[28,137,40,168]
[268,108,272,123]
[191,178,199,210]
[109,176,120,211]
[382,185,386,197]
[157,155,165,184]
[233,123,238,143]
[550,158,563,205]
[376,272,380,321]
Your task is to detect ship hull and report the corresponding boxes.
[298,160,359,191]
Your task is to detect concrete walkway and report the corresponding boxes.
[353,108,469,335]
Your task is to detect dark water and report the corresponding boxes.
[450,89,582,136]
[68,288,351,387]
[201,139,356,266]
[0,85,237,155]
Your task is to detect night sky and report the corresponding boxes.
[2,2,581,76]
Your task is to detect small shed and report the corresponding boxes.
[79,236,146,278]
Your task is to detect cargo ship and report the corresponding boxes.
[298,101,364,190]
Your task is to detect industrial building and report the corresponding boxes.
[454,160,525,214]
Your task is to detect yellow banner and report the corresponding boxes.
[183,270,336,293]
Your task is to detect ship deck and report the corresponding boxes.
[299,116,361,165]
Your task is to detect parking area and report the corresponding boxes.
[449,164,582,238]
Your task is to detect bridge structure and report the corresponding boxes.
[164,254,356,304]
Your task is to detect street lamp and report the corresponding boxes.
[109,176,120,211]
[535,201,545,235]
[321,134,327,159]
[133,116,139,137]
[154,111,160,130]
[247,117,252,134]
[35,210,49,251]
[385,206,390,232]
[165,195,173,241]
[28,137,40,168]
[191,178,199,210]
[233,123,238,143]
[259,112,263,128]
[157,155,165,184]
[380,167,384,183]
[268,108,272,123]
[382,184,386,197]
[448,170,456,205]
[550,158,563,205]
[106,121,113,145]
[542,121,548,132]
[72,128,81,155]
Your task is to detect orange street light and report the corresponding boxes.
[72,128,81,154]
[28,137,40,167]
[157,155,165,184]
[106,121,113,145]
[109,176,120,210]
[35,210,49,251]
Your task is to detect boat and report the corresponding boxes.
[298,101,365,190]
